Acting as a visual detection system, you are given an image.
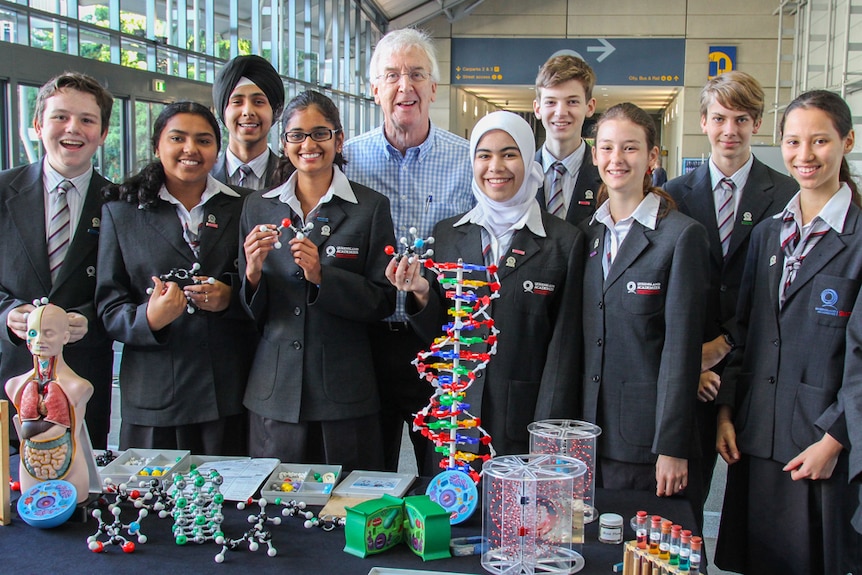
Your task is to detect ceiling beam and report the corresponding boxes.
[359,0,390,31]
[389,0,485,30]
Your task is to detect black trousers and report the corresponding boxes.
[368,321,437,475]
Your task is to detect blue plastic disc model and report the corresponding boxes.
[17,480,78,528]
[425,470,478,525]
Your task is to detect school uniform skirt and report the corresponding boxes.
[715,454,862,575]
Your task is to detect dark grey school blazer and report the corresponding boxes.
[239,178,396,423]
[95,180,257,427]
[665,158,797,342]
[580,205,709,463]
[0,160,114,446]
[719,202,862,467]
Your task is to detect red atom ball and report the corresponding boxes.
[122,542,135,553]
[384,245,395,255]
[281,218,292,228]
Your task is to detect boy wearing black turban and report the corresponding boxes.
[211,55,285,190]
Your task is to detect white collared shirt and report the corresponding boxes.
[593,192,660,277]
[454,200,546,263]
[774,183,852,302]
[42,159,93,240]
[226,147,271,189]
[158,175,240,236]
[708,153,754,219]
[262,166,357,225]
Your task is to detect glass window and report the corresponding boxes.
[95,100,125,182]
[30,16,68,53]
[134,101,164,172]
[80,26,112,62]
[17,84,41,166]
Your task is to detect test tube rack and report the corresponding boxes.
[622,541,700,575]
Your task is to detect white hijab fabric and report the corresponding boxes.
[467,111,544,238]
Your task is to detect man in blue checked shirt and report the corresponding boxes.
[343,27,474,475]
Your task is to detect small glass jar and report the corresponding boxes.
[598,512,623,544]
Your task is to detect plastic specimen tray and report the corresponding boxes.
[98,448,190,489]
[260,463,343,505]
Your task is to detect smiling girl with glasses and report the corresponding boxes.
[239,90,396,471]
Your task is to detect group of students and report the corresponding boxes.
[1,26,861,574]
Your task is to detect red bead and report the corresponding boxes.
[518,526,528,536]
[281,218,291,228]
[384,245,395,255]
[91,541,104,553]
[122,542,135,553]
[129,490,140,499]
[10,481,20,492]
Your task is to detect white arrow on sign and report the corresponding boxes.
[587,38,615,62]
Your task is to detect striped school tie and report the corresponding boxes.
[183,221,202,258]
[546,162,566,218]
[717,178,735,258]
[779,213,830,307]
[48,180,73,282]
[238,164,253,187]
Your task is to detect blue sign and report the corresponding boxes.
[708,46,737,79]
[451,38,685,86]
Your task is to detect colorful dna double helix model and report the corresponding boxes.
[412,258,500,484]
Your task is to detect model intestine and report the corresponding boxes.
[5,302,93,503]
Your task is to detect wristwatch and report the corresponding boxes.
[721,331,737,351]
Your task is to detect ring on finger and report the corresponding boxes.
[205,293,209,303]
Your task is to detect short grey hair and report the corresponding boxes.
[369,28,439,86]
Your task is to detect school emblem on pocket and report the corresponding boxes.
[815,288,851,317]
[627,281,661,295]
[523,279,555,295]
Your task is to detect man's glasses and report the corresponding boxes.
[376,70,430,84]
[282,128,341,144]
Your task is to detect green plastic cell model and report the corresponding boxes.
[343,494,451,561]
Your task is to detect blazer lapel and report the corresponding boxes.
[147,201,196,261]
[686,165,724,267]
[7,162,52,292]
[264,149,279,188]
[604,222,650,292]
[452,224,484,267]
[197,194,233,263]
[210,154,228,185]
[765,221,784,314]
[726,161,777,262]
[782,210,857,306]
[312,200,347,250]
[496,229,540,281]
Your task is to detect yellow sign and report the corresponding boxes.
[708,46,736,79]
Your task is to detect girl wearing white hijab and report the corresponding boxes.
[387,111,584,456]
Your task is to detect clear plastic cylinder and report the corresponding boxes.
[481,454,587,575]
[528,419,602,523]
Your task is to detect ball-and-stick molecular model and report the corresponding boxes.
[260,218,315,249]
[384,227,434,262]
[214,497,280,563]
[145,262,216,314]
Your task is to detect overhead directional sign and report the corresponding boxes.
[451,38,685,86]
